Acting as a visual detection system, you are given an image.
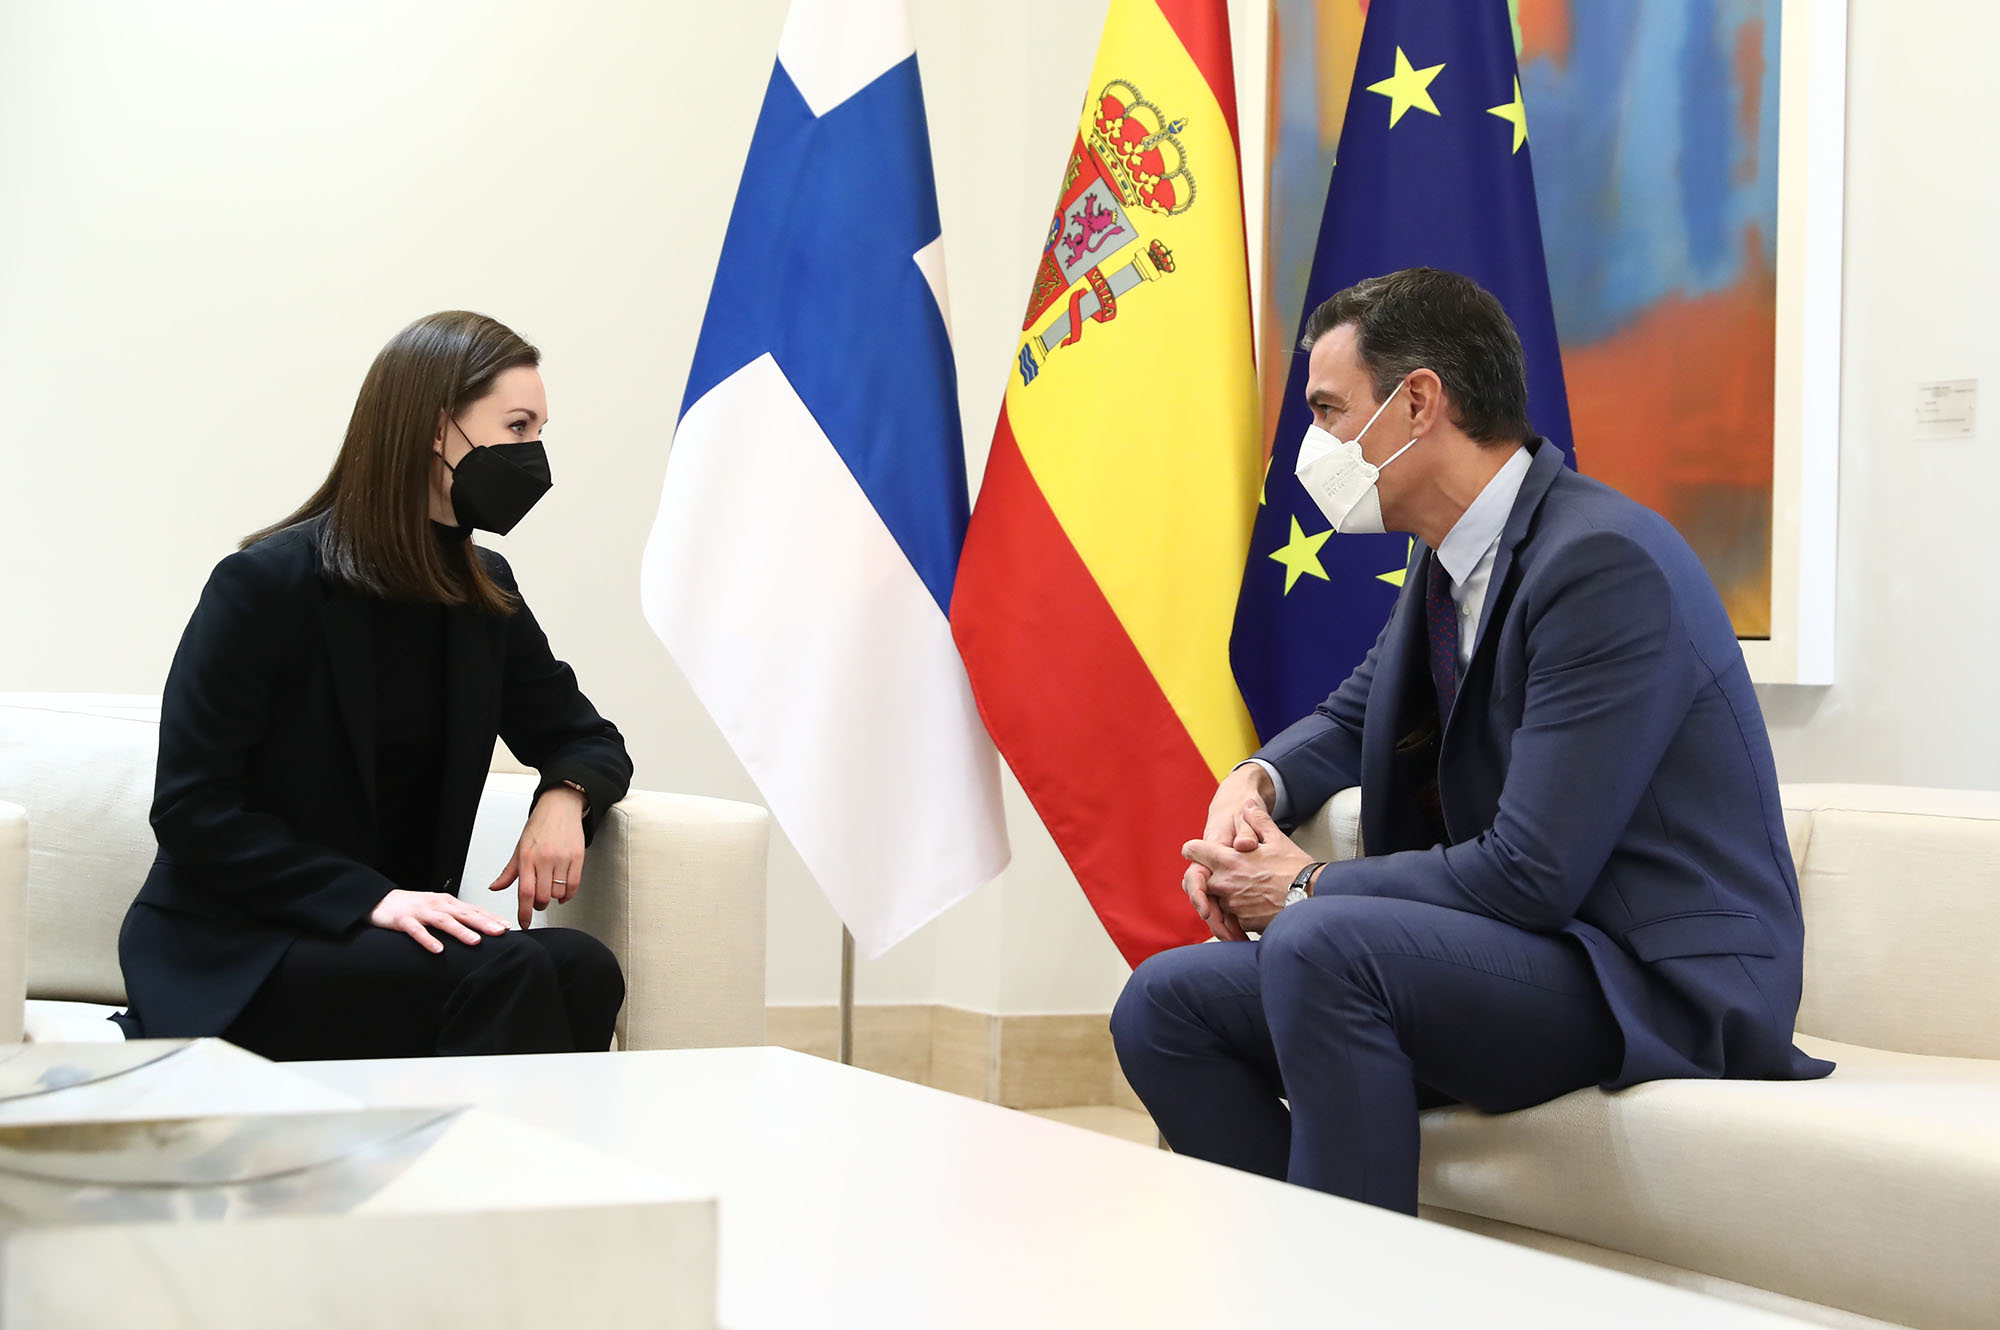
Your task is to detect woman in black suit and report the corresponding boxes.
[116,310,631,1059]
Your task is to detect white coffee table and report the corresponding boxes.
[300,1046,1808,1330]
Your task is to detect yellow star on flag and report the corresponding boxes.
[1269,516,1333,594]
[1367,47,1446,128]
[1488,77,1528,153]
[1377,538,1416,588]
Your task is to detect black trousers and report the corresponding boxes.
[223,925,624,1061]
[1111,894,1622,1214]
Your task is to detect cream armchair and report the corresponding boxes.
[0,693,769,1052]
[1295,784,2000,1330]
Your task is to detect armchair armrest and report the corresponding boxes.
[552,788,770,1052]
[1291,786,1363,866]
[1,801,26,1043]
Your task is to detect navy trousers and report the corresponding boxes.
[1111,895,1622,1214]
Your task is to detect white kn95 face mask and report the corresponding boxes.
[1293,378,1416,535]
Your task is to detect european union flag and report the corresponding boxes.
[1230,0,1575,741]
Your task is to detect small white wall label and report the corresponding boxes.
[1915,379,1977,439]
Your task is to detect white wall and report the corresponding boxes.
[2,0,1985,1014]
[0,0,1266,1014]
[1753,0,2000,793]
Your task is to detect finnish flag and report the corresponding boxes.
[641,0,1009,957]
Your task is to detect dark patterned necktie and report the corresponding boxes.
[1427,554,1461,720]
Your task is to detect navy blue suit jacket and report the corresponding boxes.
[1256,440,1832,1088]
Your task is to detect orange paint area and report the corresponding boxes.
[1517,0,1573,66]
[1562,237,1776,636]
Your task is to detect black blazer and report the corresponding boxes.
[117,519,632,1038]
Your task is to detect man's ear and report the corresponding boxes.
[1405,367,1445,435]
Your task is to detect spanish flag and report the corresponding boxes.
[951,0,1260,966]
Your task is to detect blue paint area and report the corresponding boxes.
[1677,0,1734,277]
[1522,0,1781,344]
[1753,2,1781,243]
[1267,2,1339,348]
[681,58,969,613]
[1520,3,1639,343]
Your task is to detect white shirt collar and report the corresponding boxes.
[1434,445,1533,585]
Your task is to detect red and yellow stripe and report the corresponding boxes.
[952,0,1261,966]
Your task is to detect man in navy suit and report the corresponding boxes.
[1111,268,1831,1215]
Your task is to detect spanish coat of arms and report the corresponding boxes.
[1015,79,1197,387]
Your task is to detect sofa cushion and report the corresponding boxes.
[1291,785,1363,864]
[1419,1034,2000,1330]
[0,694,162,1004]
[22,999,127,1043]
[1781,785,2000,1060]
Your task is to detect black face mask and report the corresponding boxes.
[443,421,552,535]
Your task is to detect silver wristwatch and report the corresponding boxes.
[1283,861,1325,910]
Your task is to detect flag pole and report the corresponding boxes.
[838,926,856,1066]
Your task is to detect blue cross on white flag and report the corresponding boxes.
[640,0,1009,957]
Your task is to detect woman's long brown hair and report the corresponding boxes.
[244,311,538,615]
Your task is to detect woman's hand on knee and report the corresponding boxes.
[489,787,587,931]
[370,890,511,954]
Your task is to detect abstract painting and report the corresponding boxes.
[1261,0,1840,663]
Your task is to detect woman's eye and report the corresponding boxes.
[510,421,528,434]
